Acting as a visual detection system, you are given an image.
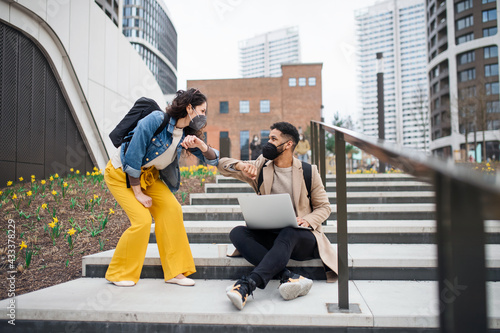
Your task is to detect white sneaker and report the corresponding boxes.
[165,277,195,286]
[111,280,135,287]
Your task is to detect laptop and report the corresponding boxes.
[237,193,312,230]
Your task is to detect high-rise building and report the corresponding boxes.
[426,0,499,160]
[239,26,301,78]
[94,0,121,26]
[356,0,430,151]
[121,0,178,95]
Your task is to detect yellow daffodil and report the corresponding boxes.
[20,241,27,250]
[63,182,68,187]
[49,176,54,181]
[53,217,58,223]
[202,178,205,182]
[48,221,56,228]
[19,177,24,181]
[180,182,183,186]
[0,191,2,195]
[70,168,74,172]
[51,190,57,196]
[93,194,99,200]
[67,228,76,236]
[42,203,47,209]
[41,180,46,185]
[7,181,13,186]
[76,170,80,174]
[12,194,17,199]
[26,191,33,196]
[86,171,90,176]
[93,167,98,171]
[54,173,59,178]
[109,208,115,215]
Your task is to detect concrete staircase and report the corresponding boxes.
[2,173,500,332]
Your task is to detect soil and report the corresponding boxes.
[0,173,214,300]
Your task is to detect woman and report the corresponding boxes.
[105,88,219,287]
[250,135,262,160]
[295,135,310,162]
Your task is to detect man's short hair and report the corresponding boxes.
[270,122,300,147]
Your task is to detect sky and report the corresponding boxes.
[163,0,378,125]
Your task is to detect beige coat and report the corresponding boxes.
[218,156,338,275]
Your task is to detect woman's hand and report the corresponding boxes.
[181,135,208,152]
[132,185,152,208]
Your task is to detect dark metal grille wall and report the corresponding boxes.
[0,22,94,186]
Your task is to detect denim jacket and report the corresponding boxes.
[120,110,219,192]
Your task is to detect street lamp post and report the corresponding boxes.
[377,52,386,173]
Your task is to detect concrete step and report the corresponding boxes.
[147,220,500,245]
[82,243,500,281]
[205,181,434,193]
[181,203,436,221]
[190,191,436,205]
[216,173,419,184]
[2,278,499,332]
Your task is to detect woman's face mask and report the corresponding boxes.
[188,105,207,131]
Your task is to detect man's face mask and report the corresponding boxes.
[188,105,207,130]
[262,141,288,160]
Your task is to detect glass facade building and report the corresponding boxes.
[356,0,430,151]
[239,26,301,78]
[122,0,177,94]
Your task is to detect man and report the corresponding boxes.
[218,122,338,310]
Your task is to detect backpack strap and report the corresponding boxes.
[153,112,170,137]
[256,160,313,210]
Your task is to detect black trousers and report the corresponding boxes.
[229,226,319,288]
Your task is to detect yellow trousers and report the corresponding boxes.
[104,161,195,283]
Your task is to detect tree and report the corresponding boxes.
[325,111,359,156]
[411,84,430,151]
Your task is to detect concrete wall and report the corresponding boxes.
[0,0,165,169]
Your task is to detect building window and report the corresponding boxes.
[308,77,316,86]
[458,68,476,82]
[220,131,228,138]
[220,101,229,114]
[240,130,249,160]
[260,100,270,113]
[260,130,270,146]
[457,50,475,65]
[485,45,498,59]
[485,63,499,77]
[240,100,250,113]
[456,15,473,30]
[289,78,296,86]
[487,101,500,113]
[456,32,474,44]
[298,77,306,86]
[483,26,498,37]
[459,86,476,98]
[482,0,496,3]
[486,82,499,95]
[483,9,497,22]
[456,0,473,13]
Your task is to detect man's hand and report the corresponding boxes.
[297,217,310,228]
[236,162,257,180]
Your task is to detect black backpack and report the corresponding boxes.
[109,97,169,148]
[257,161,313,210]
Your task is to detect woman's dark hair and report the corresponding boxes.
[166,88,207,138]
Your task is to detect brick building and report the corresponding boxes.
[188,63,323,159]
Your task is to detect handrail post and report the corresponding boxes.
[335,130,349,310]
[319,124,326,187]
[435,173,487,332]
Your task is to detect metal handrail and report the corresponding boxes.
[310,120,500,332]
